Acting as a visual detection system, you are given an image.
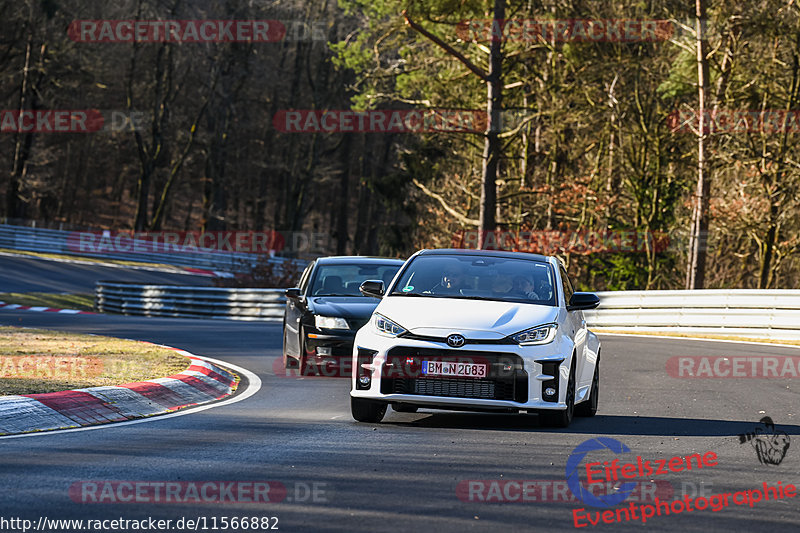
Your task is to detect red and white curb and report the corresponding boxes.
[0,301,94,314]
[182,267,234,278]
[0,347,239,436]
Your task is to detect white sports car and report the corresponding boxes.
[350,249,601,427]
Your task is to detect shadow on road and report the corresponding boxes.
[384,412,800,436]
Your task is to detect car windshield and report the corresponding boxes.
[390,254,557,306]
[309,263,401,297]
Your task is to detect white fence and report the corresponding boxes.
[96,282,285,321]
[586,290,800,340]
[95,283,800,338]
[0,223,295,273]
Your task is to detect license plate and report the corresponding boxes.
[421,361,487,378]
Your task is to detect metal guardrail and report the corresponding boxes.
[0,223,294,273]
[96,283,800,338]
[96,282,285,321]
[586,289,800,340]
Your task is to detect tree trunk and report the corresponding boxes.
[479,0,505,248]
[353,135,373,254]
[758,203,779,289]
[202,105,230,232]
[8,8,35,220]
[336,133,352,255]
[686,0,711,289]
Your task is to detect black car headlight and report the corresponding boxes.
[511,323,558,345]
[315,316,350,330]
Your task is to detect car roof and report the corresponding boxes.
[416,248,550,262]
[314,256,405,265]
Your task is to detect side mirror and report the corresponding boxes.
[359,280,385,299]
[567,292,600,311]
[285,287,302,300]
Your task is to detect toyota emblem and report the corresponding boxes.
[446,334,466,348]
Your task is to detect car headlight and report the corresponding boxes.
[373,314,407,337]
[511,323,558,345]
[315,315,350,330]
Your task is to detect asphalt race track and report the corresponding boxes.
[1,307,798,533]
[0,255,212,294]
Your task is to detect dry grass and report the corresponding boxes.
[0,292,94,312]
[0,247,172,269]
[593,329,800,347]
[0,327,189,395]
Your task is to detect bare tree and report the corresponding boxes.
[686,0,710,289]
[403,0,506,247]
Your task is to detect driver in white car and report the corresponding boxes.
[511,275,539,300]
[438,264,468,294]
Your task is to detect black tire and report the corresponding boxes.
[298,327,314,376]
[539,357,576,428]
[282,323,298,369]
[392,403,418,413]
[351,397,387,423]
[284,352,298,369]
[575,360,599,417]
[298,352,311,376]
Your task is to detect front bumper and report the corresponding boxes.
[304,329,357,376]
[350,328,577,411]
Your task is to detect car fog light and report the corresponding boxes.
[544,387,557,396]
[358,375,371,387]
[316,347,332,356]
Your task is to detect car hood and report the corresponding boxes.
[376,296,559,339]
[308,296,380,319]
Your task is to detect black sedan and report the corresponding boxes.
[282,256,404,376]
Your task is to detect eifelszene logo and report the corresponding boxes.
[566,438,718,508]
[566,438,637,507]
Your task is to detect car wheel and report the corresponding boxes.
[392,403,418,413]
[575,359,599,417]
[298,350,311,376]
[284,352,298,370]
[298,327,314,376]
[282,324,298,370]
[351,397,387,423]
[539,358,576,428]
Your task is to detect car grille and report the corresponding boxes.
[380,347,527,402]
[389,376,517,400]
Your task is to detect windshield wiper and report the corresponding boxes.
[389,292,430,297]
[442,295,507,302]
